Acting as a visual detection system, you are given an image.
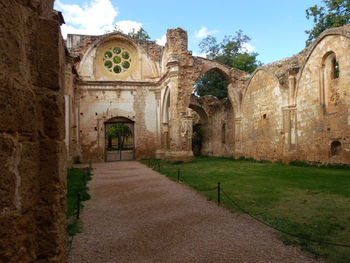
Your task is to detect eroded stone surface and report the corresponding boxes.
[0,1,66,262]
[66,25,350,164]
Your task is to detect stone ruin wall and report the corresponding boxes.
[0,0,67,262]
[66,25,350,164]
[75,84,162,161]
[67,33,165,161]
[239,26,350,163]
[2,3,350,262]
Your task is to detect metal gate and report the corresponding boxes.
[105,119,134,161]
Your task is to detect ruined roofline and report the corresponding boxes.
[253,23,350,89]
[194,56,249,77]
[66,31,163,52]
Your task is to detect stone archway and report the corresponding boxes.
[189,96,212,156]
[105,116,135,161]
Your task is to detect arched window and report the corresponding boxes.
[330,140,341,156]
[321,51,340,108]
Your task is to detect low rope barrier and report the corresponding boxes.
[146,160,350,248]
[220,188,350,248]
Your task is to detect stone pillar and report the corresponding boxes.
[166,66,194,161]
[234,118,242,154]
[288,67,299,106]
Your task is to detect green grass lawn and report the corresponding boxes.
[67,167,92,236]
[143,156,350,263]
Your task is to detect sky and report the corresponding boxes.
[54,0,322,65]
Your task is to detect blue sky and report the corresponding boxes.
[55,0,321,64]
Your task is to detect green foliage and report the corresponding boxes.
[155,156,350,262]
[67,167,92,236]
[128,27,151,40]
[195,71,228,99]
[109,26,151,41]
[305,0,350,45]
[107,123,132,150]
[232,52,262,73]
[196,30,262,99]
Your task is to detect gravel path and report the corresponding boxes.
[69,161,321,263]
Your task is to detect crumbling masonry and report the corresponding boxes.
[1,0,350,261]
[66,25,350,164]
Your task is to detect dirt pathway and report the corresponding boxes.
[69,161,320,263]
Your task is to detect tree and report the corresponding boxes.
[232,53,262,73]
[305,0,350,45]
[128,27,151,40]
[107,123,132,150]
[195,30,262,99]
[195,71,229,99]
[110,26,151,41]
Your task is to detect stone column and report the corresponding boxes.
[164,61,193,162]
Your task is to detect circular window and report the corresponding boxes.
[102,46,132,74]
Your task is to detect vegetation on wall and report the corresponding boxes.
[306,0,350,45]
[127,27,151,40]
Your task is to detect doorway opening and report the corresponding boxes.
[105,117,134,161]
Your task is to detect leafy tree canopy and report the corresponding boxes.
[305,0,350,45]
[107,123,132,149]
[128,27,151,40]
[195,30,262,99]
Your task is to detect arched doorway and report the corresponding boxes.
[105,117,134,161]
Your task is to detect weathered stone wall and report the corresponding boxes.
[236,26,350,164]
[241,70,288,160]
[0,1,66,262]
[296,34,350,163]
[76,83,161,161]
[66,25,350,164]
[69,32,164,161]
[211,99,235,157]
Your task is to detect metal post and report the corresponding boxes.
[89,160,92,171]
[177,168,180,182]
[217,182,221,205]
[77,192,81,219]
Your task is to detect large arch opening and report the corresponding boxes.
[194,69,229,100]
[104,116,134,161]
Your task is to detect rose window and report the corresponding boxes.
[103,47,131,74]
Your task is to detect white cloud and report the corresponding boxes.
[192,51,207,58]
[55,0,143,38]
[241,43,256,53]
[155,34,166,46]
[195,26,218,39]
